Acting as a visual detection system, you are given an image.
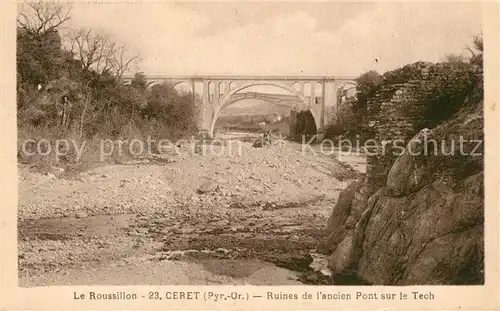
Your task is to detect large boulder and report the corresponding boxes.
[328,234,355,274]
[326,181,358,230]
[385,129,432,197]
[319,178,369,275]
[320,180,359,255]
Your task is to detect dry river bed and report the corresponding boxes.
[18,139,366,286]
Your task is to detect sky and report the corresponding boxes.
[65,2,483,78]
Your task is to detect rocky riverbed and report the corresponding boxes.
[18,139,365,286]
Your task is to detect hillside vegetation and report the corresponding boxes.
[17,3,198,170]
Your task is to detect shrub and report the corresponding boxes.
[408,35,483,129]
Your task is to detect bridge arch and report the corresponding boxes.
[303,82,312,97]
[173,81,193,94]
[337,81,357,94]
[219,81,226,96]
[145,81,162,89]
[292,82,301,92]
[146,80,194,92]
[337,81,357,103]
[208,82,215,102]
[209,81,319,137]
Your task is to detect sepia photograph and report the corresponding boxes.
[3,1,496,305]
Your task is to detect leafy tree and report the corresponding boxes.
[468,34,483,70]
[16,2,72,87]
[355,70,382,111]
[17,28,66,87]
[131,72,148,91]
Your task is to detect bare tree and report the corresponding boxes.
[17,1,72,37]
[67,28,140,80]
[67,29,113,73]
[112,45,140,81]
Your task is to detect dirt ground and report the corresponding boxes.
[17,138,365,286]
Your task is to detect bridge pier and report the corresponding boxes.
[197,129,212,139]
[323,80,337,125]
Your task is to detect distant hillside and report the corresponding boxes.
[220,99,292,117]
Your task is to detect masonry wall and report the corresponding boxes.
[363,64,435,195]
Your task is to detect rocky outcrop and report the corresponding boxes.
[325,102,484,285]
[319,177,370,274]
[358,172,483,284]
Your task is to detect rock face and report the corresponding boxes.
[319,177,369,275]
[358,172,483,284]
[325,104,484,285]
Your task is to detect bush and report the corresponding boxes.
[355,70,382,112]
[407,35,483,129]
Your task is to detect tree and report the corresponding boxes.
[354,70,382,116]
[67,28,140,82]
[67,29,115,74]
[113,45,141,81]
[130,72,148,91]
[16,2,73,87]
[17,2,71,39]
[467,34,483,68]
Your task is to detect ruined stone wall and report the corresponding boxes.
[364,65,435,195]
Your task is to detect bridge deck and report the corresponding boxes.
[123,75,356,81]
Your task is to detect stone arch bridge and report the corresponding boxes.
[123,75,356,138]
